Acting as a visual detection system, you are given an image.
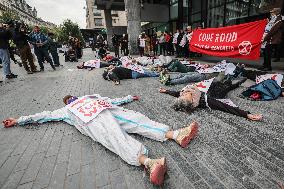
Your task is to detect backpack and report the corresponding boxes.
[242,79,282,101]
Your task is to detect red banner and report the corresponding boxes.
[189,19,267,60]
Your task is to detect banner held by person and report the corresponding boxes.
[189,19,267,60]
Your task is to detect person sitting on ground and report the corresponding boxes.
[159,76,263,121]
[103,65,160,85]
[2,94,199,186]
[98,45,107,59]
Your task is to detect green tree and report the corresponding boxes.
[57,19,85,45]
[0,10,20,23]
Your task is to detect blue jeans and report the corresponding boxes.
[170,72,206,85]
[131,70,159,79]
[0,49,11,76]
[34,46,54,69]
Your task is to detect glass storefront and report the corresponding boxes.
[169,0,284,30]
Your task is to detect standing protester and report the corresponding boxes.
[138,33,145,57]
[29,26,55,71]
[176,30,184,58]
[121,34,128,56]
[158,32,166,56]
[164,31,171,55]
[152,34,159,56]
[47,32,61,67]
[0,23,17,80]
[96,34,104,48]
[173,29,179,57]
[261,8,284,71]
[8,40,22,66]
[145,34,151,56]
[13,23,38,74]
[111,34,119,57]
[75,38,83,59]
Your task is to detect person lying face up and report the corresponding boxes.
[159,78,263,121]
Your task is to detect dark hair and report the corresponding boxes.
[102,70,109,80]
[63,95,73,105]
[172,98,196,113]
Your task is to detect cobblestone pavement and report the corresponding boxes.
[0,49,283,189]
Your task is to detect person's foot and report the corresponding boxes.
[40,68,44,72]
[32,69,40,73]
[6,73,18,79]
[51,65,56,70]
[54,64,60,67]
[18,63,23,67]
[176,121,199,148]
[27,71,33,74]
[145,157,167,186]
[273,58,280,62]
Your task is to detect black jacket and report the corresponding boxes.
[0,28,12,49]
[109,67,132,82]
[13,31,30,49]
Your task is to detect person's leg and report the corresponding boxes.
[0,49,11,76]
[112,108,199,147]
[42,48,55,69]
[170,72,206,85]
[263,45,272,69]
[19,47,31,73]
[51,51,59,66]
[34,48,44,70]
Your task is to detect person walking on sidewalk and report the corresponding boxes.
[29,26,55,71]
[13,23,38,74]
[0,23,17,81]
[2,94,199,186]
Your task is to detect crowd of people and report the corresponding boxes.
[0,21,63,82]
[1,7,284,187]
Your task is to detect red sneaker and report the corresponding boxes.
[176,121,199,148]
[146,157,167,186]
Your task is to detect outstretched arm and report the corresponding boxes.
[159,88,180,98]
[110,95,139,106]
[207,98,262,121]
[3,108,70,128]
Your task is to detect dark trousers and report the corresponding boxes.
[263,44,272,69]
[139,47,144,57]
[50,50,60,66]
[34,47,54,69]
[114,46,119,57]
[159,43,165,55]
[273,44,281,60]
[19,45,37,72]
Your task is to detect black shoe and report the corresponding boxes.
[18,63,23,67]
[40,68,44,72]
[273,58,280,62]
[6,73,18,79]
[27,71,33,74]
[54,65,59,67]
[51,65,56,70]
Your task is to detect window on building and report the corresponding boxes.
[250,0,283,15]
[94,18,103,26]
[93,10,101,16]
[208,6,225,27]
[111,10,118,17]
[170,1,178,20]
[226,0,249,25]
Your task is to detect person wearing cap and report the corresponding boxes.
[29,26,56,71]
[260,8,284,71]
[2,94,199,186]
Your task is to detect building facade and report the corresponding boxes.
[0,0,55,28]
[86,0,127,33]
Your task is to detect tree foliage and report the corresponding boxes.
[56,19,85,45]
[0,10,20,23]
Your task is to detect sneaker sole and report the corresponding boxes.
[150,158,167,186]
[180,122,199,148]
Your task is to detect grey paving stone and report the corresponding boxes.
[67,140,81,176]
[32,155,57,189]
[193,180,211,189]
[1,170,25,189]
[65,173,80,189]
[20,153,45,185]
[0,154,21,187]
[48,162,68,189]
[17,182,33,189]
[80,163,96,189]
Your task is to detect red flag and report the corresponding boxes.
[189,19,267,60]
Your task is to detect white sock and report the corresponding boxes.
[172,130,180,140]
[144,158,150,166]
